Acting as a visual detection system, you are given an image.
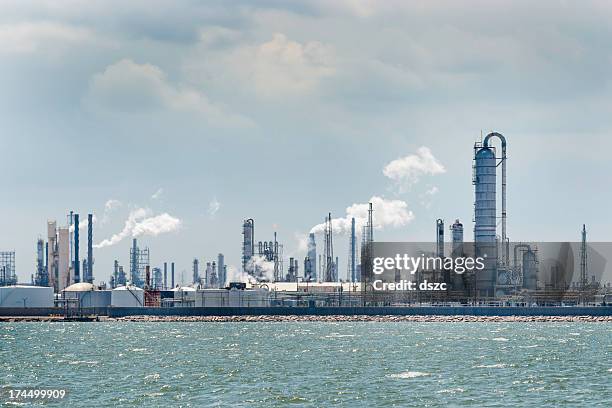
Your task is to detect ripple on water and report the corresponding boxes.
[387,371,430,379]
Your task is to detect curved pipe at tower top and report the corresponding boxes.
[483,132,508,266]
[483,132,506,149]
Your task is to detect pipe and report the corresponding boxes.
[483,132,507,265]
[513,244,531,268]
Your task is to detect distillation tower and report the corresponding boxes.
[473,132,507,297]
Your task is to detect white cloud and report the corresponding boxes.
[420,185,439,209]
[310,195,414,236]
[95,207,181,248]
[0,22,99,54]
[425,186,439,196]
[104,199,122,211]
[207,197,220,218]
[194,33,336,99]
[151,188,163,200]
[86,59,254,127]
[249,33,336,97]
[383,147,445,192]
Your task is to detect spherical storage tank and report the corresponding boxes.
[62,282,111,308]
[111,284,144,307]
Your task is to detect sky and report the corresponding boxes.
[1,1,612,284]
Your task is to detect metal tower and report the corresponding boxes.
[350,217,356,282]
[323,213,335,282]
[242,219,255,274]
[74,213,80,283]
[87,213,93,283]
[580,224,588,291]
[436,219,444,258]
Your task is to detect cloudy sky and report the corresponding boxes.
[1,1,611,284]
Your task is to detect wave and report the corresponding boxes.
[387,371,430,379]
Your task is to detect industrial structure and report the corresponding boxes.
[38,212,95,292]
[0,251,17,286]
[129,238,149,288]
[241,218,254,274]
[2,132,609,313]
[323,213,336,282]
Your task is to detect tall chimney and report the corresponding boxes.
[163,262,168,290]
[145,265,151,288]
[87,213,93,283]
[171,262,175,288]
[74,213,80,283]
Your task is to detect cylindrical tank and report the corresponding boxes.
[522,250,537,290]
[436,219,444,258]
[451,219,464,257]
[0,285,54,308]
[474,147,496,242]
[111,285,144,307]
[474,147,497,296]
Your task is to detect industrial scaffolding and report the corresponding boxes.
[0,251,16,286]
[130,239,150,288]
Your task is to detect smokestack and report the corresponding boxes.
[145,265,151,288]
[171,262,175,288]
[87,213,93,283]
[217,253,225,288]
[113,260,119,288]
[350,217,356,283]
[163,262,168,290]
[74,213,80,283]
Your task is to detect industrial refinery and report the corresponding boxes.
[0,133,610,314]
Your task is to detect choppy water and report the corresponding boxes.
[1,322,611,407]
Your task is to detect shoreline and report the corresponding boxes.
[1,315,611,323]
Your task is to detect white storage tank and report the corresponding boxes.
[111,284,144,307]
[0,285,54,308]
[62,283,111,308]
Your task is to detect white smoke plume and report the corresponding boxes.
[94,207,181,248]
[246,255,276,282]
[68,214,98,233]
[104,199,122,212]
[208,197,221,218]
[225,263,270,285]
[383,146,445,192]
[420,185,439,209]
[225,265,254,284]
[101,199,122,224]
[151,188,163,200]
[309,196,414,236]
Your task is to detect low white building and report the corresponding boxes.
[195,288,270,307]
[111,285,144,307]
[171,286,196,307]
[0,285,54,308]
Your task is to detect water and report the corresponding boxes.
[1,322,611,407]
